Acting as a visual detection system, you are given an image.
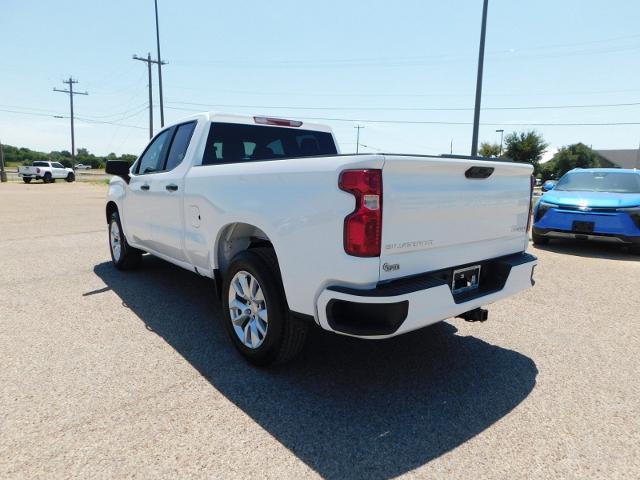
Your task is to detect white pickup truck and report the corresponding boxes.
[105,113,537,365]
[18,161,75,183]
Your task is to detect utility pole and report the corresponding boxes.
[134,53,155,138]
[53,77,88,169]
[450,138,453,155]
[355,125,364,154]
[496,129,504,156]
[154,0,165,127]
[0,139,7,183]
[471,0,489,157]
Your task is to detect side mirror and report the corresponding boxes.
[106,160,131,183]
[541,181,555,192]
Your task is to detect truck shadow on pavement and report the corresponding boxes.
[94,256,537,480]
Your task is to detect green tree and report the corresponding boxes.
[541,143,611,181]
[479,142,501,158]
[503,131,548,175]
[119,154,137,165]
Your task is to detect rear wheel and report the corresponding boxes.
[222,248,308,366]
[65,172,75,182]
[23,177,32,184]
[109,211,142,270]
[532,231,549,245]
[43,172,52,183]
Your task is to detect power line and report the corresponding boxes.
[172,35,640,70]
[0,108,146,130]
[166,99,640,112]
[53,77,88,167]
[165,107,640,127]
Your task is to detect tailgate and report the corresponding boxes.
[380,155,532,281]
[20,167,37,174]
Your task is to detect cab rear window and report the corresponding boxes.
[201,122,337,165]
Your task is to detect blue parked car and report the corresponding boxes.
[532,168,640,253]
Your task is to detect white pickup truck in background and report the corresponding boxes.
[105,113,537,365]
[18,161,75,183]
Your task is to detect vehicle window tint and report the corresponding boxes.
[136,129,172,174]
[52,162,64,168]
[201,122,337,165]
[165,122,196,171]
[33,161,49,167]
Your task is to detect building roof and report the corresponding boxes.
[595,149,640,169]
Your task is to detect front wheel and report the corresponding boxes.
[222,248,308,366]
[109,211,142,270]
[65,172,75,182]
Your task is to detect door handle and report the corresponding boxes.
[140,184,150,191]
[166,184,178,192]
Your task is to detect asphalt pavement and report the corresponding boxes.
[0,181,638,479]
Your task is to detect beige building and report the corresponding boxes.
[595,149,640,169]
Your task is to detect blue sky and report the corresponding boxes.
[2,0,640,158]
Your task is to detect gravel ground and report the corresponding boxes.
[0,181,638,479]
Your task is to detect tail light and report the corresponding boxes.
[526,174,535,232]
[36,168,41,174]
[339,169,382,257]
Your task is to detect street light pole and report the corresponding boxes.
[496,129,504,156]
[154,0,165,127]
[471,0,489,157]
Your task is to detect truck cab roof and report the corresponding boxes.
[178,112,334,135]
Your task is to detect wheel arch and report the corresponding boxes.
[214,222,277,276]
[106,201,118,224]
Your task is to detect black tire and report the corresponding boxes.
[221,248,308,366]
[108,211,142,270]
[23,177,32,184]
[43,172,52,184]
[65,172,75,182]
[629,245,640,255]
[532,230,549,245]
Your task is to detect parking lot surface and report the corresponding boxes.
[1,182,639,479]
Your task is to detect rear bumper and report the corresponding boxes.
[316,252,537,339]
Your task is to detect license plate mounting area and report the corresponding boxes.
[451,265,481,295]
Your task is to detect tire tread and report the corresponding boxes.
[250,247,308,364]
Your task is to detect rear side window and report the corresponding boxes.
[135,129,172,174]
[201,122,337,165]
[33,161,49,167]
[165,122,196,171]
